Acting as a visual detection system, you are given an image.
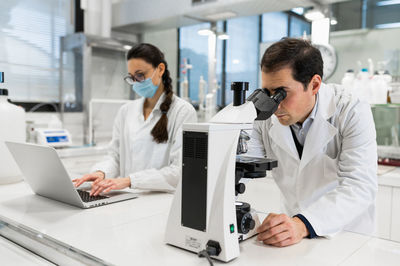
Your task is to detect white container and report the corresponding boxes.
[371,74,388,104]
[341,70,355,90]
[198,75,207,110]
[0,89,26,184]
[354,68,372,103]
[180,76,189,101]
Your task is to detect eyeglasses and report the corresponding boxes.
[124,68,157,85]
[124,73,146,85]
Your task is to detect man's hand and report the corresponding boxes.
[90,177,131,196]
[72,171,105,188]
[256,213,308,247]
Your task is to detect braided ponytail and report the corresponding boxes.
[127,43,174,143]
[151,65,173,143]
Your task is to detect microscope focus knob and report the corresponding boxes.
[245,218,255,231]
[237,212,255,234]
[235,183,246,195]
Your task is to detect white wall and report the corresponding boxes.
[142,29,179,93]
[328,27,400,84]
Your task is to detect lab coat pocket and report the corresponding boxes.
[323,154,339,186]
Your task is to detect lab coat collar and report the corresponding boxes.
[139,92,168,122]
[153,92,167,112]
[316,83,336,120]
[269,83,338,166]
[269,115,300,161]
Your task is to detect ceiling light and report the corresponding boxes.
[304,9,325,21]
[123,45,132,50]
[217,33,229,40]
[291,7,305,15]
[197,29,214,36]
[375,22,400,29]
[330,18,338,25]
[376,0,400,6]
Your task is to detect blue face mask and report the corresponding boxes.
[131,69,159,98]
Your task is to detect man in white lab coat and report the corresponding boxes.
[251,38,377,247]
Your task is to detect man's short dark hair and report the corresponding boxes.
[260,38,323,90]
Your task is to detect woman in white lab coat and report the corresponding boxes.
[73,43,197,194]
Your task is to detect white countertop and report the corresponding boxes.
[378,166,400,187]
[0,180,399,265]
[55,145,107,158]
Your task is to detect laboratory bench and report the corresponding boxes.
[0,180,399,265]
[0,150,399,265]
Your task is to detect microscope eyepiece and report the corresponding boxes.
[271,87,286,104]
[231,82,249,106]
[246,86,287,121]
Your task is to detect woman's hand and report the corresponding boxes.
[72,171,105,188]
[90,177,131,196]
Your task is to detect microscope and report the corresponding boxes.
[165,82,286,262]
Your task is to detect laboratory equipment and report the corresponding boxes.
[35,128,72,148]
[180,76,189,101]
[204,79,219,122]
[25,105,73,147]
[353,68,372,103]
[371,71,389,104]
[59,33,136,144]
[341,69,355,89]
[179,58,192,102]
[198,75,207,110]
[0,72,25,184]
[165,82,286,262]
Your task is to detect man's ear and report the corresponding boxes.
[308,74,322,95]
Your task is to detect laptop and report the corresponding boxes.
[5,141,137,208]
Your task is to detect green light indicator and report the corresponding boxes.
[230,224,235,233]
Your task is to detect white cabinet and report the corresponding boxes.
[391,188,400,242]
[376,185,393,239]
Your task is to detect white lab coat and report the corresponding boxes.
[91,94,197,192]
[248,83,377,236]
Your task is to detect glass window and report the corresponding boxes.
[179,22,223,105]
[179,23,210,103]
[225,16,260,105]
[262,12,288,43]
[0,0,73,102]
[330,0,363,32]
[289,15,310,38]
[215,21,224,107]
[367,0,400,28]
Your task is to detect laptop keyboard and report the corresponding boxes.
[77,189,108,202]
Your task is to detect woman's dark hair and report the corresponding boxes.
[260,38,323,90]
[127,43,173,143]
